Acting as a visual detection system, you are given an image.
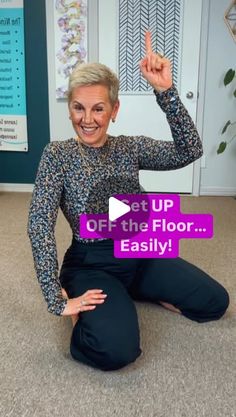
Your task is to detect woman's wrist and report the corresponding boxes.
[153,84,180,115]
[47,297,68,316]
[153,83,173,94]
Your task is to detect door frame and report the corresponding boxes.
[193,0,210,196]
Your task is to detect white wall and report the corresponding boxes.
[200,0,236,195]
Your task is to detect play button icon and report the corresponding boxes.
[109,197,131,221]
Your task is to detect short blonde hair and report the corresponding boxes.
[68,62,119,106]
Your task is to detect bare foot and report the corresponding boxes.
[61,288,79,327]
[159,301,181,314]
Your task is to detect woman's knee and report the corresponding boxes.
[70,314,141,371]
[96,345,142,371]
[70,330,141,371]
[214,285,230,317]
[181,281,230,323]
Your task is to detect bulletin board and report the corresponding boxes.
[0,0,28,152]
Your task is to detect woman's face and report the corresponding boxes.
[69,84,119,147]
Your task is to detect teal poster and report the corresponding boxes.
[0,0,28,151]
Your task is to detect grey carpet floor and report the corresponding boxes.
[1,193,236,417]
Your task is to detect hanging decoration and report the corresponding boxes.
[54,0,88,98]
[118,0,182,94]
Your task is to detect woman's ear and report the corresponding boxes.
[111,100,120,122]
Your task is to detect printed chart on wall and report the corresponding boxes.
[54,0,88,98]
[0,0,28,152]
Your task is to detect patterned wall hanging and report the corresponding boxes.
[54,0,88,98]
[119,0,182,94]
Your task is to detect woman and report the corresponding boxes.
[28,32,229,371]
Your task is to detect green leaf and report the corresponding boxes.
[234,89,236,98]
[222,120,231,134]
[224,69,235,86]
[217,142,227,154]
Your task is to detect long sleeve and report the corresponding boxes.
[27,143,67,316]
[137,85,203,170]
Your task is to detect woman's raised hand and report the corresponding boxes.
[139,31,173,92]
[61,288,107,317]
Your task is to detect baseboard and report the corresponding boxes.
[200,186,236,196]
[0,183,34,192]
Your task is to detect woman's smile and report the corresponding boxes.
[81,125,99,135]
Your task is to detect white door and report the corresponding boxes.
[98,0,202,193]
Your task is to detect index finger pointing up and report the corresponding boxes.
[145,31,152,54]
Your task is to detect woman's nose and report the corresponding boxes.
[83,111,93,124]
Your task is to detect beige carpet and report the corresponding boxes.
[0,192,235,417]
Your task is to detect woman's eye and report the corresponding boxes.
[74,105,83,111]
[95,107,104,112]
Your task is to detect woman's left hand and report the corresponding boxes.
[139,31,173,93]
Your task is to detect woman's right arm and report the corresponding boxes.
[27,142,66,316]
[27,142,108,317]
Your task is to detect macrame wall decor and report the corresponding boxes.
[118,0,182,94]
[54,0,88,98]
[224,0,236,42]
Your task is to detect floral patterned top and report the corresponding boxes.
[27,86,203,316]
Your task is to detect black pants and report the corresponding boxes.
[59,238,229,371]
